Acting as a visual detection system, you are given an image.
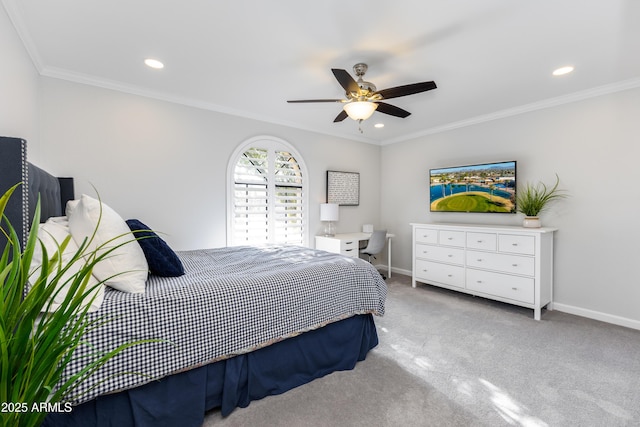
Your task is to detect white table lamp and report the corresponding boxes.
[320,203,339,236]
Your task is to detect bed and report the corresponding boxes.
[0,136,387,426]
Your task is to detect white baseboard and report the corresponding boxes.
[378,266,640,331]
[553,303,640,331]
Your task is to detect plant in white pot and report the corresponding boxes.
[516,174,567,228]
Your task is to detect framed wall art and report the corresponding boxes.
[326,170,360,206]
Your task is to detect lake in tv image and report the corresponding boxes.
[430,161,516,213]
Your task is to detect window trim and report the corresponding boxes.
[227,135,309,247]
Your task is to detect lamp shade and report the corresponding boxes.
[320,203,339,221]
[343,101,378,121]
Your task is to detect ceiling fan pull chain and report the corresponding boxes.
[358,119,364,133]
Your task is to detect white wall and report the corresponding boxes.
[38,78,381,251]
[381,87,640,327]
[0,4,40,157]
[4,4,639,328]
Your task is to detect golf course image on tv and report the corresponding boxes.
[430,161,517,213]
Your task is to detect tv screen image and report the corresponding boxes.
[430,161,517,213]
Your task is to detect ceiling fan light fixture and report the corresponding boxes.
[288,64,436,124]
[343,101,378,121]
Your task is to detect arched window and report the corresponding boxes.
[227,136,308,247]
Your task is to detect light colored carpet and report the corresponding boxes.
[202,274,640,426]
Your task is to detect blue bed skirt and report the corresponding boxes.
[43,313,378,427]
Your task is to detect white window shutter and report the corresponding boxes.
[229,138,307,246]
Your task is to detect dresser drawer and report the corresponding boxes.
[415,227,438,244]
[439,230,465,247]
[466,232,497,251]
[498,234,535,255]
[466,250,535,276]
[466,269,534,304]
[415,244,464,265]
[340,239,359,257]
[415,259,465,288]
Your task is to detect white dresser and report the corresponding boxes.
[411,223,556,320]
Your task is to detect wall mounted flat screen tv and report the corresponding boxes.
[430,161,517,213]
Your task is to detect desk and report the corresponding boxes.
[315,232,394,277]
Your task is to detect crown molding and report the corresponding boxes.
[40,66,378,145]
[34,65,640,148]
[2,0,44,71]
[47,60,640,148]
[381,76,640,145]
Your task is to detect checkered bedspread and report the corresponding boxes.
[61,245,387,405]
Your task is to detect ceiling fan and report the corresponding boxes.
[287,63,437,124]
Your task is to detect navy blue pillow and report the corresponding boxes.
[126,219,185,277]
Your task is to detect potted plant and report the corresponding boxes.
[0,184,150,427]
[516,174,567,228]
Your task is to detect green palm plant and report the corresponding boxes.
[516,174,567,217]
[0,184,153,427]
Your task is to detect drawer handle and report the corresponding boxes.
[345,249,353,252]
[447,237,453,240]
[345,241,354,245]
[447,254,453,258]
[476,280,482,284]
[477,259,483,262]
[512,263,518,267]
[477,240,483,243]
[447,274,453,277]
[512,243,518,246]
[422,269,428,272]
[512,287,518,291]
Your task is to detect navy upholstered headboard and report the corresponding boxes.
[0,136,74,249]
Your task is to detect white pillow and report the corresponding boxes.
[65,199,79,218]
[30,217,104,313]
[68,194,148,293]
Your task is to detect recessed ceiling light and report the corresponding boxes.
[374,123,384,128]
[144,58,164,69]
[552,66,574,76]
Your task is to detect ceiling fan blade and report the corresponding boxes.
[331,68,360,95]
[375,102,411,118]
[374,81,437,100]
[287,99,344,103]
[333,110,348,122]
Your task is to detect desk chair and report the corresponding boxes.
[360,230,387,279]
